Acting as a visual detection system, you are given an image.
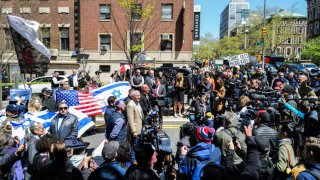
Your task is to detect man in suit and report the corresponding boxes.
[49,101,78,139]
[127,90,143,164]
[152,77,167,127]
[140,84,152,124]
[145,70,155,94]
[68,69,79,90]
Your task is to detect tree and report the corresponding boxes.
[302,37,320,64]
[100,0,167,70]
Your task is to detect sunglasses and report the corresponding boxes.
[59,107,68,110]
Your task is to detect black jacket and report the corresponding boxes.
[125,165,159,180]
[139,93,152,116]
[237,136,261,180]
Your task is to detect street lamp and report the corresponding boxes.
[262,0,267,68]
[244,29,249,50]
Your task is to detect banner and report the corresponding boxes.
[10,89,31,101]
[228,53,250,67]
[92,81,131,109]
[8,15,51,74]
[193,12,200,41]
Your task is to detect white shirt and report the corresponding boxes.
[57,117,63,130]
[72,75,78,87]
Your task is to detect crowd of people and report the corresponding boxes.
[0,63,320,180]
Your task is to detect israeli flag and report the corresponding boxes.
[92,81,131,109]
[10,108,94,142]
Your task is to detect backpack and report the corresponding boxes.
[179,145,215,180]
[307,168,320,179]
[223,128,242,145]
[260,157,274,180]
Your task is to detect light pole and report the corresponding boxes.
[244,29,249,50]
[262,0,266,68]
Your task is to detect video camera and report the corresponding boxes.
[138,125,172,155]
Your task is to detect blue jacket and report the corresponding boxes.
[297,163,320,180]
[106,111,127,141]
[88,161,127,180]
[49,113,78,139]
[179,142,221,180]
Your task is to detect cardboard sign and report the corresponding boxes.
[229,53,250,67]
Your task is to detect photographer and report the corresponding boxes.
[215,112,247,166]
[300,100,320,138]
[178,126,221,180]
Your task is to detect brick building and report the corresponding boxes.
[79,0,193,81]
[306,0,320,39]
[0,0,193,82]
[0,0,79,78]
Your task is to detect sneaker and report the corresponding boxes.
[174,113,178,118]
[178,113,183,117]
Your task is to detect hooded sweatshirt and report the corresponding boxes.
[179,142,221,180]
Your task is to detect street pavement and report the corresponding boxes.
[82,115,189,158]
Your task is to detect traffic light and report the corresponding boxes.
[261,27,267,37]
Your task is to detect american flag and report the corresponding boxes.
[56,90,103,116]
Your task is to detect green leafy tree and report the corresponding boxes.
[101,0,165,70]
[302,37,320,64]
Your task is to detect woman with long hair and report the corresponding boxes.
[213,78,226,114]
[173,73,185,117]
[28,95,43,115]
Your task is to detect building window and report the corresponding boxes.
[131,4,142,21]
[41,27,50,48]
[287,38,291,44]
[315,22,319,34]
[286,48,291,56]
[130,32,143,52]
[99,34,111,51]
[309,24,314,35]
[100,65,110,73]
[100,4,111,20]
[60,28,69,51]
[298,37,302,44]
[161,4,173,20]
[297,47,301,54]
[4,28,14,51]
[160,34,173,51]
[276,48,281,55]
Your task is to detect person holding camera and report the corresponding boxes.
[215,112,247,166]
[178,126,221,180]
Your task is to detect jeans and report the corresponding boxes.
[130,136,138,163]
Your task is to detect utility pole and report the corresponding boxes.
[262,0,266,68]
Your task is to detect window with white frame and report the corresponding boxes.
[286,47,291,56]
[130,32,143,52]
[41,27,50,48]
[60,28,69,51]
[287,38,291,44]
[4,28,14,51]
[160,34,173,51]
[276,47,281,55]
[297,47,301,54]
[99,34,111,51]
[161,4,173,20]
[131,4,142,21]
[298,37,302,44]
[100,4,111,20]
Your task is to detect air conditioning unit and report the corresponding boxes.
[100,45,108,51]
[162,34,171,40]
[50,49,58,56]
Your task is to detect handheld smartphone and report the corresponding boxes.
[86,148,94,156]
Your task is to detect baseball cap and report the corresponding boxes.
[102,141,120,161]
[6,104,18,112]
[254,136,270,154]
